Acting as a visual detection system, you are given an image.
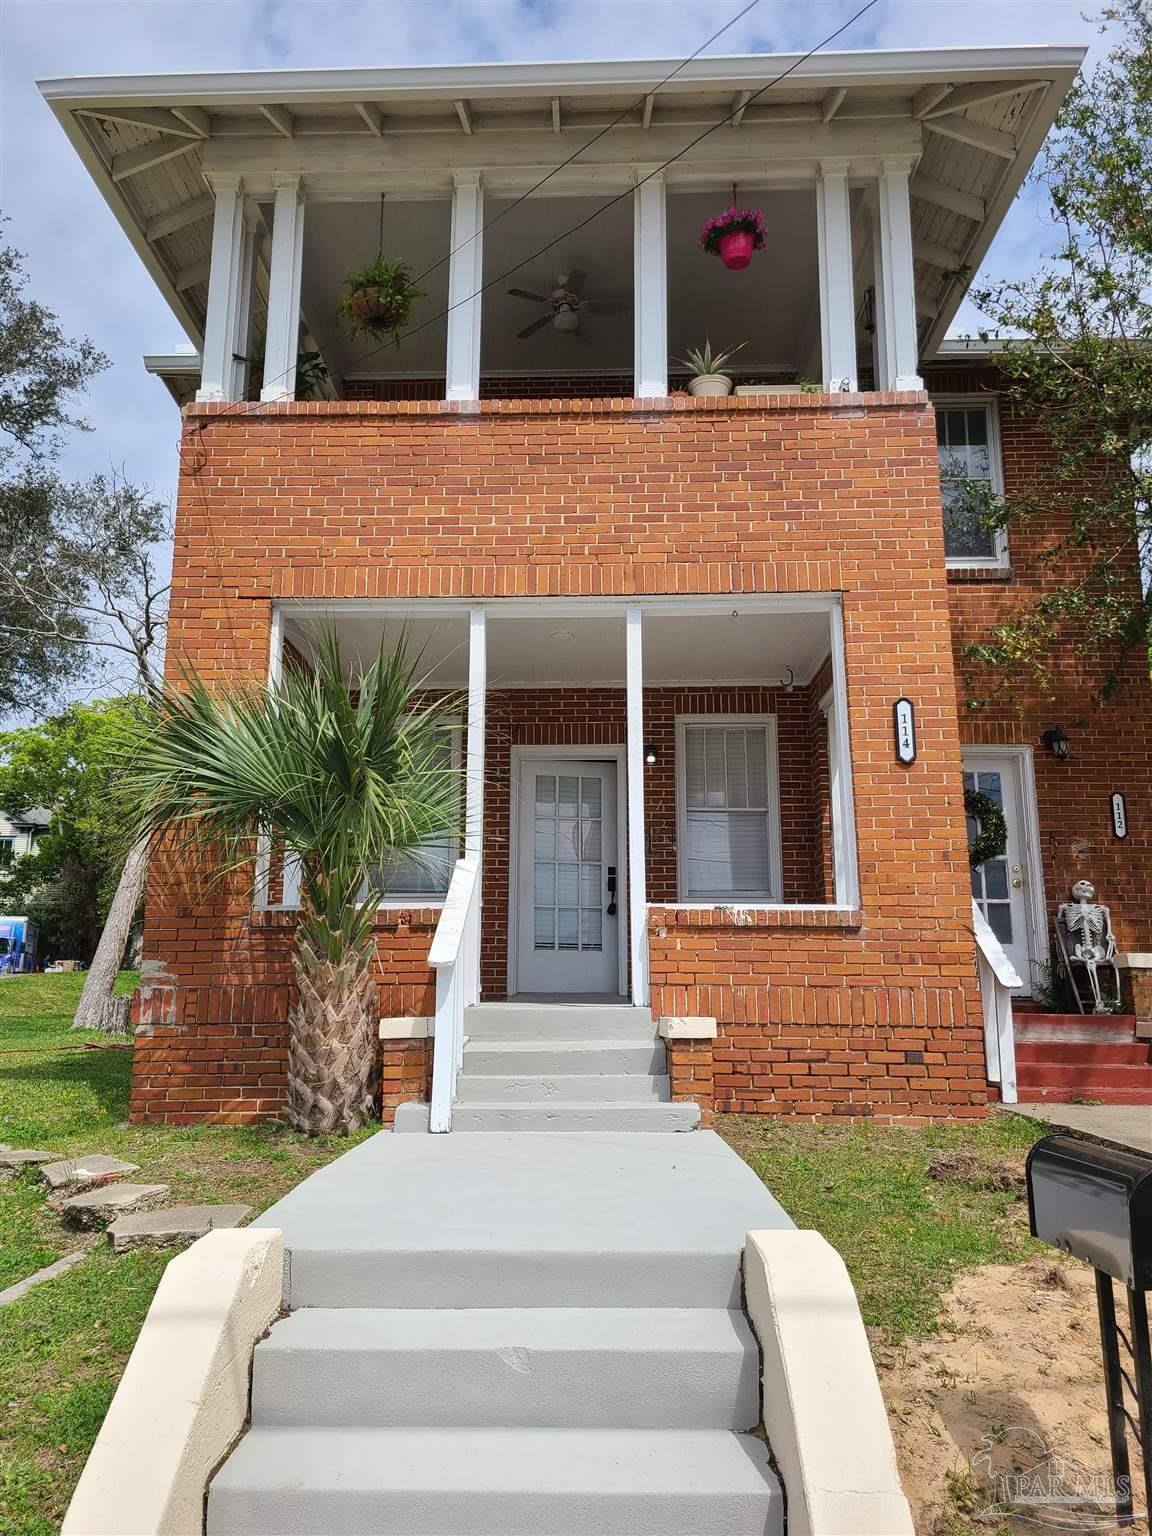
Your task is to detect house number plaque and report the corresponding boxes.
[1111,792,1128,840]
[893,698,916,765]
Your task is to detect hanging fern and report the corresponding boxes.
[965,788,1008,869]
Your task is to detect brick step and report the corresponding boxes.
[1014,1015,1136,1045]
[1014,1041,1152,1067]
[1016,1062,1152,1094]
[1017,1083,1152,1106]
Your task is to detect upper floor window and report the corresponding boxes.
[935,399,1007,568]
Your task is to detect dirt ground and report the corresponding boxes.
[878,1257,1148,1534]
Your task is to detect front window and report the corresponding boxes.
[364,726,459,903]
[0,838,14,870]
[936,401,1005,566]
[678,719,779,902]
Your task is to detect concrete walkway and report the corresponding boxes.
[210,1130,792,1533]
[1008,1102,1152,1156]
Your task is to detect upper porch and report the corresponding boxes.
[40,46,1083,407]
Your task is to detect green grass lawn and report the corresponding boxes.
[0,972,367,1536]
[718,1110,1048,1341]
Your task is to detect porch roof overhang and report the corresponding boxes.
[41,43,1085,367]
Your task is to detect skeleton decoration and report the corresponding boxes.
[1054,880,1121,1015]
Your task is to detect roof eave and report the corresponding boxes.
[37,44,1087,110]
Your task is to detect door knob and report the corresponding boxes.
[606,866,617,917]
[1012,878,1023,888]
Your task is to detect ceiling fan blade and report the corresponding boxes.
[564,267,587,295]
[516,313,554,339]
[507,287,550,303]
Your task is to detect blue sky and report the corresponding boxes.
[2,0,1099,531]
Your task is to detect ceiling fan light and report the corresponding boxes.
[553,306,579,332]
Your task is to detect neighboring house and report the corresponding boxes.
[41,45,1152,1126]
[0,809,49,875]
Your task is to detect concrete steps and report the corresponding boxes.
[209,1426,783,1535]
[464,1003,658,1040]
[251,1306,760,1429]
[408,1000,695,1132]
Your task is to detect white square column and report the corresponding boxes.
[446,171,484,403]
[261,175,306,403]
[464,607,487,862]
[625,606,649,1005]
[873,157,924,391]
[196,175,246,403]
[816,160,858,392]
[229,204,259,402]
[633,170,668,399]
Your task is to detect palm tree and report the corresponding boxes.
[122,628,462,1134]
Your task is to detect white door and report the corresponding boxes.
[516,759,621,996]
[963,754,1037,995]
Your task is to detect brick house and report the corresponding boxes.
[42,44,1152,1127]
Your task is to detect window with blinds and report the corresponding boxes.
[678,721,777,901]
[364,726,459,901]
[935,401,1005,565]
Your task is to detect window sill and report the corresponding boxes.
[648,904,862,931]
[947,564,1013,583]
[251,905,443,930]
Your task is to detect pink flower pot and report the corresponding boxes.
[719,230,755,270]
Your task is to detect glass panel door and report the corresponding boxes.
[516,759,620,995]
[963,755,1036,995]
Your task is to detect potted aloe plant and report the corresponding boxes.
[337,255,425,344]
[676,339,747,397]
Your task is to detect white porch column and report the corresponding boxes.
[464,607,487,861]
[446,171,484,402]
[261,175,305,403]
[229,204,259,402]
[633,169,668,399]
[816,160,858,392]
[873,157,923,391]
[196,175,246,403]
[625,605,649,1005]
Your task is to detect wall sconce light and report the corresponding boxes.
[644,742,659,766]
[1041,725,1070,761]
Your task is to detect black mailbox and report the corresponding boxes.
[1027,1133,1152,1290]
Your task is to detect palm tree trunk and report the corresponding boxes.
[71,834,148,1033]
[287,933,380,1133]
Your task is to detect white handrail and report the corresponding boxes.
[428,856,481,1132]
[973,900,1020,1105]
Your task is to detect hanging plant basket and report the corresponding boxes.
[337,200,426,344]
[699,198,767,271]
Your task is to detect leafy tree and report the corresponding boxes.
[0,701,135,962]
[965,2,1152,700]
[121,632,462,1134]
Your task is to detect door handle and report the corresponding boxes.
[606,866,617,917]
[1012,878,1023,889]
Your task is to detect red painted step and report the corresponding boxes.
[1014,1041,1152,1068]
[1018,1084,1152,1106]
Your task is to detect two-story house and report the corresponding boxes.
[41,44,1152,1127]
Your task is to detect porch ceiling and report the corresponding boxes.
[285,607,832,689]
[40,45,1084,367]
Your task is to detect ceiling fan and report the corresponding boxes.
[506,269,628,339]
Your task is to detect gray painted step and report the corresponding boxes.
[464,1039,666,1075]
[251,1306,760,1430]
[260,1131,791,1310]
[208,1426,783,1536]
[457,1073,671,1103]
[465,1003,655,1040]
[395,1101,699,1134]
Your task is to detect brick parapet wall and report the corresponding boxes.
[142,390,988,1122]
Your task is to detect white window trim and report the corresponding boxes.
[933,394,1009,572]
[675,714,783,904]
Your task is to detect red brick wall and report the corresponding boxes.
[138,391,986,1123]
[924,363,1152,958]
